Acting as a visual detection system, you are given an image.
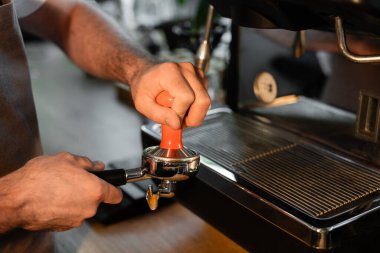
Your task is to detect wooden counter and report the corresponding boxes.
[55,203,247,253]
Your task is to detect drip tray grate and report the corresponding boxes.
[183,113,380,218]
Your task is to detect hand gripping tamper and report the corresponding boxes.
[91,4,214,210]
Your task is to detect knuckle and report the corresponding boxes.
[190,121,202,127]
[181,62,196,72]
[162,62,179,72]
[59,152,74,160]
[133,98,144,112]
[186,117,203,127]
[84,207,97,219]
[183,92,195,105]
[78,155,91,164]
[26,155,44,165]
[198,95,211,107]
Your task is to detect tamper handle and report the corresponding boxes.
[156,91,183,150]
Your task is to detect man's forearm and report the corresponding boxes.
[20,0,155,86]
[19,0,211,129]
[62,1,156,85]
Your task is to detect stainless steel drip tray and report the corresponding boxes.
[141,107,380,251]
[184,109,380,218]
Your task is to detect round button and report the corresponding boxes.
[253,72,278,104]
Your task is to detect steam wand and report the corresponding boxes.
[195,4,214,72]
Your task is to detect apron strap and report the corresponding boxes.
[0,1,49,252]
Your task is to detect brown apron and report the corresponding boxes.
[0,0,52,251]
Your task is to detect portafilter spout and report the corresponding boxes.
[90,91,200,211]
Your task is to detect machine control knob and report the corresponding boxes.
[253,72,278,104]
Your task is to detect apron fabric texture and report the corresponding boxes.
[0,0,52,251]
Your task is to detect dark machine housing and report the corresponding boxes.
[142,1,380,252]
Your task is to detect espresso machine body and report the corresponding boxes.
[142,1,380,252]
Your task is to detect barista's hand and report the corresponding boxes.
[11,152,122,231]
[130,62,211,129]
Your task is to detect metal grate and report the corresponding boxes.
[183,113,380,218]
[234,145,380,217]
[183,114,294,172]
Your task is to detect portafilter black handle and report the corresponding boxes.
[89,168,145,186]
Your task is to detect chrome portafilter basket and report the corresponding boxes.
[142,146,200,210]
[91,143,199,210]
[142,146,200,183]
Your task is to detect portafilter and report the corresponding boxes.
[90,91,200,211]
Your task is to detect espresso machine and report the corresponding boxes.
[140,1,380,252]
